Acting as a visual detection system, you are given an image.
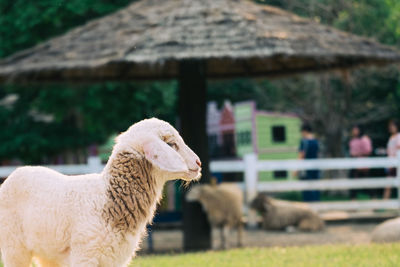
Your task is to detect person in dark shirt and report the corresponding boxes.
[298,123,320,202]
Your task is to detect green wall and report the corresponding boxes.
[234,103,255,157]
[234,102,301,181]
[256,114,301,180]
[256,114,301,150]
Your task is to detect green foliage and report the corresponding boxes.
[0,0,134,57]
[260,0,400,47]
[0,0,180,163]
[334,0,400,47]
[0,82,177,163]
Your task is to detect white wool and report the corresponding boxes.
[0,118,201,267]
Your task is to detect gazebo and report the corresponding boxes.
[1,0,399,251]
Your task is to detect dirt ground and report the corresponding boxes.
[139,223,377,254]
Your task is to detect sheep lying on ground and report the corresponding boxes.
[251,194,324,232]
[371,217,400,243]
[186,183,244,249]
[0,118,201,267]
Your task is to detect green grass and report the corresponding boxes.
[130,244,400,267]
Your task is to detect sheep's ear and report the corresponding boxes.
[143,138,188,173]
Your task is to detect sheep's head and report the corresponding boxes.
[185,185,202,201]
[116,118,202,182]
[250,194,272,214]
[185,184,213,202]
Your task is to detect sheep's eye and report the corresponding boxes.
[167,142,178,150]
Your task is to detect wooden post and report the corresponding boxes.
[244,153,258,228]
[179,60,211,251]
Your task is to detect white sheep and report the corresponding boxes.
[371,217,400,243]
[251,194,325,232]
[0,118,201,267]
[186,183,244,249]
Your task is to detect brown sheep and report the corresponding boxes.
[186,183,244,249]
[251,194,324,232]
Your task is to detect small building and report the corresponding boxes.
[208,100,302,180]
[234,101,301,180]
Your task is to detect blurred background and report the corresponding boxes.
[1,0,400,254]
[1,0,400,164]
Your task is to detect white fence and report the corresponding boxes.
[0,157,104,178]
[210,153,400,217]
[1,154,399,217]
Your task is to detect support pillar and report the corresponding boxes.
[179,60,211,251]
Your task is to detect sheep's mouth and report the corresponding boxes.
[186,168,202,180]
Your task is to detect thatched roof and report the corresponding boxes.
[1,0,399,82]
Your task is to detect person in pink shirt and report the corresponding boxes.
[384,119,400,199]
[349,126,372,158]
[348,125,372,199]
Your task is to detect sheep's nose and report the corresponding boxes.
[196,159,202,167]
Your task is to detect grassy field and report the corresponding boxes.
[131,243,400,267]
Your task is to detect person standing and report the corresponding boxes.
[348,125,372,199]
[385,119,400,199]
[298,124,320,202]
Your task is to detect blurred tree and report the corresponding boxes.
[0,82,177,163]
[0,0,180,164]
[259,0,400,48]
[0,0,399,161]
[0,0,134,57]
